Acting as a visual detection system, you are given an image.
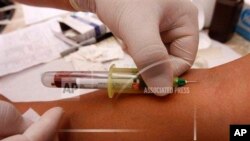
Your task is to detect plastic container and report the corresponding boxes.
[209,0,244,43]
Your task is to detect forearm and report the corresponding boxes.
[2,55,250,141]
[11,91,195,141]
[3,69,202,141]
[194,54,250,141]
[14,0,74,11]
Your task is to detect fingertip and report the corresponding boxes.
[42,107,64,123]
[141,62,174,97]
[49,107,64,115]
[151,80,174,97]
[23,107,64,141]
[43,107,64,122]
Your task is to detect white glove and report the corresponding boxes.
[71,0,199,96]
[0,101,63,141]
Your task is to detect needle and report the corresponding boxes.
[186,80,198,83]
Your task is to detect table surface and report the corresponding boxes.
[226,34,250,56]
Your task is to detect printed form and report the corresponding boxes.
[0,20,70,77]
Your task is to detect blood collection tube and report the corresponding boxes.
[42,65,196,98]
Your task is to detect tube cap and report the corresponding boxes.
[41,72,56,87]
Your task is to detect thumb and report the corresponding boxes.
[120,17,173,96]
[0,101,32,137]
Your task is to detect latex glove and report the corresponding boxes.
[73,0,199,95]
[0,100,63,141]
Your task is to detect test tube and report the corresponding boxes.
[42,65,194,98]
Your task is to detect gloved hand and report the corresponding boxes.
[74,0,199,95]
[0,100,63,141]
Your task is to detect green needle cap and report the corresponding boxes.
[174,78,187,87]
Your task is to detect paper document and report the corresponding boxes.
[65,37,136,71]
[0,20,70,77]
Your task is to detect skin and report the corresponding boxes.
[1,55,250,141]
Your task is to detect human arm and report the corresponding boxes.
[1,55,250,141]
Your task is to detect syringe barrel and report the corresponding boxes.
[41,66,187,98]
[108,65,146,98]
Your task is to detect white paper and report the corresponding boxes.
[72,59,108,71]
[64,37,136,71]
[193,40,241,68]
[77,45,124,63]
[0,20,70,77]
[22,108,40,122]
[22,5,68,25]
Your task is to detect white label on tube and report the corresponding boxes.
[76,78,107,89]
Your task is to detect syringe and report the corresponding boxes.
[41,65,196,98]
